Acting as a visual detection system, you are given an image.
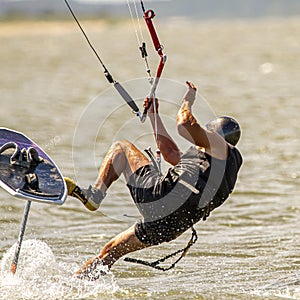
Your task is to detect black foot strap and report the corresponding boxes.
[0,142,43,168]
[23,173,40,192]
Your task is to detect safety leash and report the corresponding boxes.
[144,146,162,175]
[124,227,198,271]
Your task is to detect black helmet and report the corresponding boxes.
[205,116,241,146]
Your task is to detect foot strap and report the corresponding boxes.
[0,142,43,168]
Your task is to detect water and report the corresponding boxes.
[0,17,300,299]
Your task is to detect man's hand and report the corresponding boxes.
[183,81,197,106]
[143,97,159,115]
[76,257,109,280]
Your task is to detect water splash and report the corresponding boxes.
[0,239,119,300]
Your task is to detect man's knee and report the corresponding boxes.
[110,140,132,152]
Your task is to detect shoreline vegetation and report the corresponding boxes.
[1,14,300,37]
[0,12,127,23]
[0,19,132,37]
[0,13,133,37]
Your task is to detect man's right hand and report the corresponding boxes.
[143,97,159,114]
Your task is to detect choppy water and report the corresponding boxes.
[0,17,299,299]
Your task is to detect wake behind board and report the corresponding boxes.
[0,127,66,205]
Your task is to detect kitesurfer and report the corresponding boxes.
[65,81,243,279]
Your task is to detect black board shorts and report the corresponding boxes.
[127,147,210,246]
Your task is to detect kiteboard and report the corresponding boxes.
[0,127,67,205]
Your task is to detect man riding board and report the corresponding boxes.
[65,81,243,280]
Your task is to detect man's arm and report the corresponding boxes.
[145,97,181,166]
[176,82,228,160]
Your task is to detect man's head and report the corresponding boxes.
[205,116,241,146]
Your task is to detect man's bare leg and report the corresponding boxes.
[65,140,149,210]
[76,225,149,279]
[93,140,150,193]
[74,141,150,278]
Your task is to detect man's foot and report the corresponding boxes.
[64,177,105,211]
